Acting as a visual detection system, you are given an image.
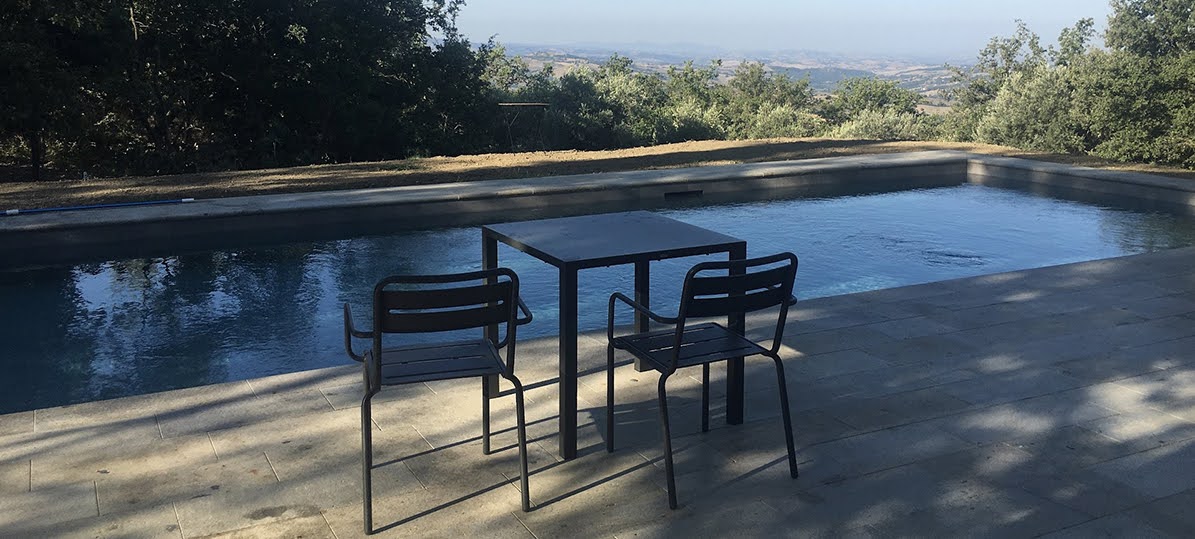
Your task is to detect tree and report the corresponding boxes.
[821,77,921,125]
[1106,0,1195,57]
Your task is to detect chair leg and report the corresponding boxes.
[606,343,616,453]
[361,388,378,535]
[770,354,799,479]
[657,373,679,509]
[701,363,710,433]
[507,374,532,512]
[482,380,492,455]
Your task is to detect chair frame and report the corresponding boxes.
[606,252,799,509]
[344,267,533,533]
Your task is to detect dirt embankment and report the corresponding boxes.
[3,139,1193,211]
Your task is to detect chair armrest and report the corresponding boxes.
[515,296,533,326]
[607,292,677,341]
[788,294,798,306]
[343,303,372,363]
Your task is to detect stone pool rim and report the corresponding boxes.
[3,150,1194,270]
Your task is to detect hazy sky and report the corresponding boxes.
[456,0,1114,61]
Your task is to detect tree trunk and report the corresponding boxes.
[29,99,43,182]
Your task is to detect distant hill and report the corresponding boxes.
[769,67,876,92]
[501,42,961,97]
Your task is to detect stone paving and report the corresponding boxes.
[2,246,1195,537]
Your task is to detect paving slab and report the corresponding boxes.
[2,246,1195,536]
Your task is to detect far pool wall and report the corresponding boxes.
[2,151,1193,270]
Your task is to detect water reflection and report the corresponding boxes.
[2,184,1195,413]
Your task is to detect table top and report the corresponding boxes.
[483,211,744,269]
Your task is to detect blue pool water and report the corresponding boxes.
[3,183,1195,413]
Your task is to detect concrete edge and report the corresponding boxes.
[3,150,1193,270]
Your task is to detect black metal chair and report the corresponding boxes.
[343,268,533,534]
[605,252,799,509]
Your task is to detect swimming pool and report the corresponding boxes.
[3,182,1195,413]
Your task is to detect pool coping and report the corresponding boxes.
[3,150,1194,269]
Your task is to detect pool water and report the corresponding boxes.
[3,183,1195,413]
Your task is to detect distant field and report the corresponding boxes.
[3,138,1192,211]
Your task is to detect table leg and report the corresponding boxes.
[633,260,650,372]
[482,234,499,397]
[559,267,579,460]
[726,243,746,425]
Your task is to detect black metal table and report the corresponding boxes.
[482,210,747,460]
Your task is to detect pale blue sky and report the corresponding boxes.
[456,0,1114,61]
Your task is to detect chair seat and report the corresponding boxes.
[612,322,768,372]
[365,338,505,385]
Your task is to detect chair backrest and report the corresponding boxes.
[372,268,520,349]
[676,252,798,354]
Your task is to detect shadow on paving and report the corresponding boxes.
[1,248,1195,536]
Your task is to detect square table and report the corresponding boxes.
[482,210,748,460]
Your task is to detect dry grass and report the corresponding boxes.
[3,138,1193,210]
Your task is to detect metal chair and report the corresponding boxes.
[344,268,533,534]
[605,252,799,509]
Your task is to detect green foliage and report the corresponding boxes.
[1106,0,1195,57]
[974,66,1086,153]
[828,110,942,141]
[821,78,921,125]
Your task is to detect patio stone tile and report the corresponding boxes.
[1090,437,1195,499]
[873,477,1090,537]
[859,332,980,365]
[789,310,892,335]
[1039,513,1170,538]
[914,442,1045,486]
[1148,273,1195,294]
[1122,294,1195,320]
[33,393,162,432]
[245,380,335,418]
[1010,424,1146,470]
[613,499,848,539]
[322,486,534,539]
[95,453,277,516]
[1080,410,1195,454]
[864,316,960,340]
[810,422,972,475]
[0,481,98,533]
[0,502,180,538]
[947,307,1147,350]
[1125,488,1195,537]
[253,365,359,394]
[0,459,28,495]
[819,361,979,401]
[1110,367,1195,421]
[153,382,264,438]
[401,438,554,501]
[0,416,164,472]
[780,325,898,357]
[1019,466,1151,518]
[195,515,334,539]
[774,464,946,531]
[508,464,671,539]
[1052,339,1193,383]
[785,348,893,381]
[173,480,326,538]
[0,410,33,437]
[936,366,1084,406]
[206,408,427,509]
[818,387,972,431]
[577,357,708,412]
[931,389,1120,445]
[31,431,216,492]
